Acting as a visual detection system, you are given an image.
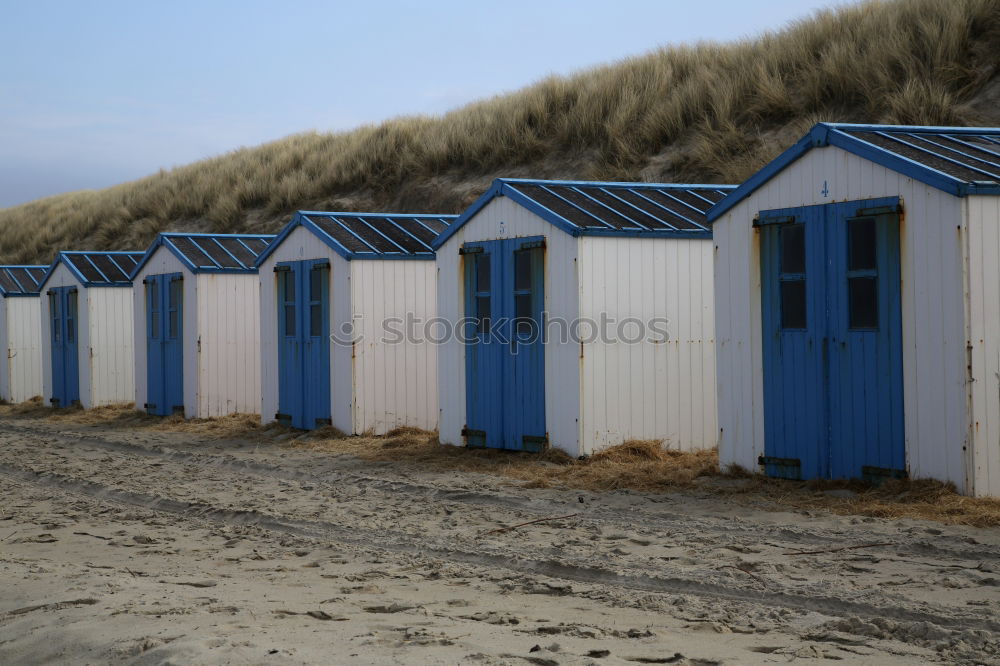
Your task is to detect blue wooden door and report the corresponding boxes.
[760,197,904,481]
[463,238,546,451]
[277,260,330,429]
[759,205,828,479]
[826,201,905,481]
[145,273,184,415]
[48,287,80,407]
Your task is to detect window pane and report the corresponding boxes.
[476,295,490,333]
[169,280,181,309]
[780,225,805,274]
[849,277,879,329]
[51,294,59,318]
[150,283,160,311]
[284,305,296,336]
[848,218,877,271]
[169,310,179,339]
[283,271,295,302]
[151,313,159,339]
[310,304,322,337]
[514,251,532,291]
[515,293,533,335]
[310,267,324,301]
[780,279,807,329]
[67,317,75,343]
[475,254,490,292]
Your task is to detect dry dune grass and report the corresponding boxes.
[1,0,999,264]
[4,402,999,526]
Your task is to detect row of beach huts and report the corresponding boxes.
[1,122,999,497]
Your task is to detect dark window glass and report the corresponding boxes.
[848,218,877,271]
[151,312,159,339]
[169,280,181,308]
[780,225,806,275]
[50,295,60,342]
[284,305,296,336]
[168,310,179,339]
[310,304,322,337]
[514,251,532,291]
[283,271,295,302]
[67,316,75,343]
[150,283,160,311]
[475,254,490,292]
[310,267,324,301]
[515,293,533,335]
[780,279,807,329]
[849,277,879,329]
[476,295,490,333]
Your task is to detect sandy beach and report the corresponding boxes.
[1,412,998,665]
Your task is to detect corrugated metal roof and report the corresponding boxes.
[303,213,454,255]
[838,126,1000,185]
[45,251,145,287]
[64,252,143,285]
[433,179,736,249]
[0,266,47,296]
[708,123,1000,221]
[257,212,457,265]
[133,233,276,276]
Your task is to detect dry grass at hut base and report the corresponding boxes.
[4,401,999,527]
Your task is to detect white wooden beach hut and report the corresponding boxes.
[39,251,143,408]
[434,178,735,457]
[256,211,456,434]
[708,122,1000,497]
[0,266,48,403]
[130,233,275,418]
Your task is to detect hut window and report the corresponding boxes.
[849,278,878,328]
[149,282,160,340]
[847,218,879,329]
[50,293,61,343]
[780,224,805,274]
[168,280,181,339]
[66,292,77,343]
[309,266,325,338]
[779,224,807,330]
[848,218,877,271]
[474,254,491,333]
[780,281,807,329]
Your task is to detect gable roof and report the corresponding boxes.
[432,178,735,249]
[41,251,144,289]
[256,211,457,265]
[131,233,275,278]
[0,266,47,297]
[707,123,1000,221]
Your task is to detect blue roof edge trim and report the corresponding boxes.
[130,233,277,279]
[706,122,1000,223]
[432,178,727,249]
[39,251,143,290]
[257,212,454,266]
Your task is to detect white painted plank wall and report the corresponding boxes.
[5,297,43,402]
[578,236,716,454]
[196,273,262,417]
[0,299,8,400]
[351,259,437,434]
[436,196,581,454]
[713,146,969,490]
[966,196,1000,497]
[87,288,135,407]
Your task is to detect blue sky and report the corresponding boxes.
[0,0,844,208]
